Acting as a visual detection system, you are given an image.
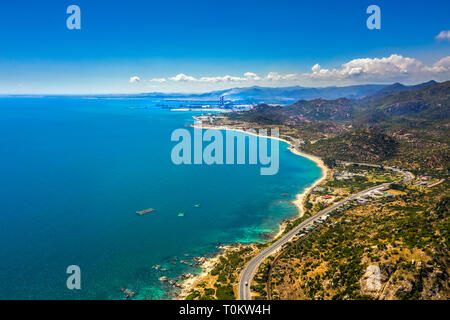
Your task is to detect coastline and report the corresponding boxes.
[176,244,237,299]
[176,121,328,299]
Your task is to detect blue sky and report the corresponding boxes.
[0,0,449,94]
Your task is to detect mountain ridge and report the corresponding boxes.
[218,80,449,170]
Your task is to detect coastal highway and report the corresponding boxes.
[238,164,413,300]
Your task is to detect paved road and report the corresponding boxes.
[238,164,412,300]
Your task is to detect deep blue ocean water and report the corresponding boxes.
[0,97,321,299]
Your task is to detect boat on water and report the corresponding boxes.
[177,212,185,217]
[136,208,155,215]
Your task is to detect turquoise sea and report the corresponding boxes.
[0,97,321,299]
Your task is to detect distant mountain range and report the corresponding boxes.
[7,81,441,105]
[232,80,449,124]
[362,80,438,99]
[223,80,449,169]
[133,81,439,104]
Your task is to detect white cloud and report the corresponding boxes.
[244,72,261,81]
[265,72,282,81]
[435,30,450,41]
[311,64,321,73]
[169,73,197,82]
[129,76,140,83]
[264,72,300,81]
[132,54,450,87]
[150,78,167,83]
[198,75,247,82]
[168,73,247,83]
[425,56,450,73]
[305,54,426,81]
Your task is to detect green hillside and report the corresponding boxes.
[216,80,450,172]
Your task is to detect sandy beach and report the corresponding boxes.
[288,147,328,217]
[177,121,328,299]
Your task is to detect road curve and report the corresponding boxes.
[238,164,412,300]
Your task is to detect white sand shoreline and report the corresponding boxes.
[176,121,328,299]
